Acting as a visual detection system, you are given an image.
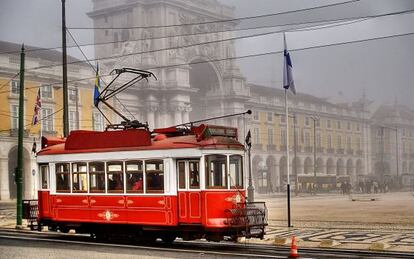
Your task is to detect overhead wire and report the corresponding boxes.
[1,6,413,57]
[19,8,414,72]
[1,30,413,96]
[69,0,361,30]
[66,28,136,120]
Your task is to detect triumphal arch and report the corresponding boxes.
[88,0,249,132]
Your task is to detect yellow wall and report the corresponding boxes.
[253,110,363,151]
[0,77,110,136]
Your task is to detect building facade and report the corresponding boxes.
[370,104,414,190]
[0,41,109,200]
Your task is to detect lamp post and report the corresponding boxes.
[310,116,320,193]
[245,130,254,202]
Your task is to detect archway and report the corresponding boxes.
[356,159,363,175]
[402,161,408,173]
[346,159,354,176]
[374,161,390,176]
[266,156,277,193]
[8,146,30,199]
[304,157,312,175]
[337,159,345,176]
[316,157,324,174]
[252,155,263,191]
[279,156,287,188]
[292,156,301,176]
[326,158,335,175]
[189,58,221,121]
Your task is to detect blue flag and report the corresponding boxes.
[93,63,101,107]
[283,34,296,94]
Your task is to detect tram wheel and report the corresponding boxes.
[161,235,176,244]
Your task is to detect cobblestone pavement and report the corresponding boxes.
[1,200,414,253]
[266,226,414,247]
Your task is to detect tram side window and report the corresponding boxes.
[89,162,105,193]
[229,155,243,189]
[72,162,87,193]
[39,164,49,189]
[56,163,70,192]
[205,155,227,189]
[177,161,186,189]
[189,161,200,189]
[145,160,164,193]
[107,162,124,193]
[126,161,143,193]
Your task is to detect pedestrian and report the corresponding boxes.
[373,181,378,194]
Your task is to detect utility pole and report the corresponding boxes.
[293,114,298,195]
[16,45,25,228]
[62,0,69,137]
[395,128,399,187]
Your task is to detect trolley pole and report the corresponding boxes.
[62,0,69,137]
[16,45,25,228]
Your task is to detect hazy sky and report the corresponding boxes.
[1,0,413,108]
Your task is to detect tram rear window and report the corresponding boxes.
[107,162,124,193]
[56,163,70,193]
[72,163,87,193]
[89,162,105,193]
[39,164,49,189]
[145,160,164,193]
[126,161,143,193]
[205,155,227,189]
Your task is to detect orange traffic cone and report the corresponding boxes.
[288,236,300,258]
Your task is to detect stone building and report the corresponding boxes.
[246,85,371,192]
[88,0,373,193]
[370,103,414,189]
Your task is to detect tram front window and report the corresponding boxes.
[145,160,164,193]
[89,162,105,193]
[56,163,70,192]
[229,155,243,189]
[205,155,227,189]
[39,164,49,189]
[72,162,87,193]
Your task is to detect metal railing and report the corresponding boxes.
[225,202,267,239]
[22,199,38,230]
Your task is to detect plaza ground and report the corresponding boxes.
[257,191,414,230]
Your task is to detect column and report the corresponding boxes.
[182,106,191,124]
[0,157,10,200]
[173,105,183,125]
[146,108,156,130]
[274,163,280,192]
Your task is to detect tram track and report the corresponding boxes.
[1,228,413,258]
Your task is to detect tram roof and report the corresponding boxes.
[38,126,244,156]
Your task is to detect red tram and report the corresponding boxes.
[35,124,267,242]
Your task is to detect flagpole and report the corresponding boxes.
[283,32,293,228]
[285,88,292,227]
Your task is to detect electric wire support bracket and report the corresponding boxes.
[94,67,157,131]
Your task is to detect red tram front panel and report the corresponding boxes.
[202,190,245,228]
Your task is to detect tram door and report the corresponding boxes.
[177,160,201,224]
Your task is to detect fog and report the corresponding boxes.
[0,0,413,107]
